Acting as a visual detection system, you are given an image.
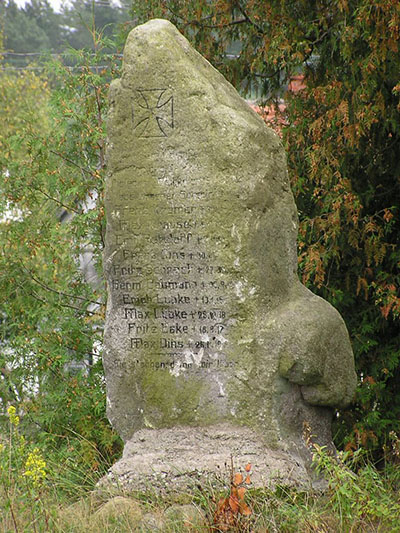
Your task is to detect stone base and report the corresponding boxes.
[99,424,322,494]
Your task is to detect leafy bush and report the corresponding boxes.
[0,31,122,471]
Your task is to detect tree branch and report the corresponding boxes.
[30,288,97,315]
[167,7,247,30]
[35,187,81,215]
[50,150,93,176]
[236,3,265,35]
[188,18,248,29]
[93,85,106,169]
[21,266,102,307]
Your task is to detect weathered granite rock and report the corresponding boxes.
[103,19,356,488]
[94,496,142,528]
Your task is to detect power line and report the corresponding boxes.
[0,65,119,71]
[1,52,123,57]
[2,52,59,56]
[0,50,123,72]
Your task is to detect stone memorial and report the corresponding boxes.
[102,19,356,490]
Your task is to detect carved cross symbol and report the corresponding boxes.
[132,89,174,137]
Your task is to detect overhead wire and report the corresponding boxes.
[0,50,123,71]
[0,65,118,71]
[1,52,123,57]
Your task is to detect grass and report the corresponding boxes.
[1,409,400,532]
[2,474,400,532]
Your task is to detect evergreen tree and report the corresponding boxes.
[24,0,66,52]
[2,0,52,55]
[0,0,129,67]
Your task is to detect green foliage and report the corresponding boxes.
[62,0,128,51]
[0,0,129,69]
[1,0,54,55]
[0,406,50,531]
[245,442,400,531]
[131,0,400,457]
[0,404,127,531]
[2,416,400,533]
[0,33,122,470]
[311,444,400,530]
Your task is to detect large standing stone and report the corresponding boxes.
[103,19,356,489]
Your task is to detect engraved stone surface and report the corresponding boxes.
[103,19,357,487]
[132,88,174,137]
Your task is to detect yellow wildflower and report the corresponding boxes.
[7,406,20,427]
[23,448,46,487]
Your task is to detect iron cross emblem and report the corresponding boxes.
[132,89,174,137]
